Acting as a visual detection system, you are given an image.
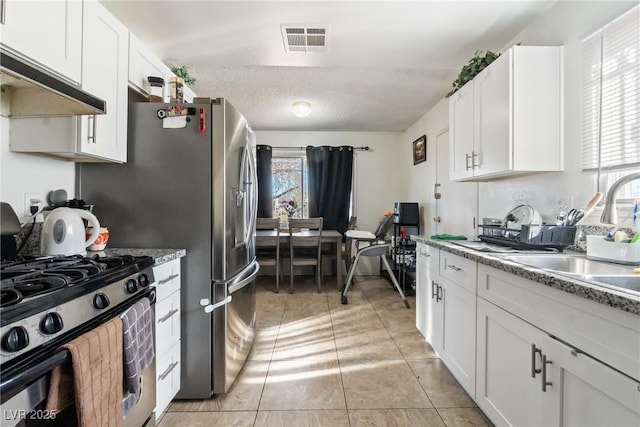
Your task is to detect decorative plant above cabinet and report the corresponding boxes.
[170,65,196,86]
[446,49,501,98]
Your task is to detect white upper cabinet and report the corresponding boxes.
[0,0,82,83]
[9,0,129,162]
[128,32,173,99]
[79,0,129,162]
[449,82,475,181]
[183,85,196,102]
[449,45,564,181]
[128,32,197,103]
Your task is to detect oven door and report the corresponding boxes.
[0,290,156,427]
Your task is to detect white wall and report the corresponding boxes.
[405,0,638,233]
[403,98,462,236]
[0,97,75,222]
[255,130,407,273]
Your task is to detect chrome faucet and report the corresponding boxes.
[600,172,640,224]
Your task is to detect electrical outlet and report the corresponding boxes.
[555,196,568,212]
[24,193,42,217]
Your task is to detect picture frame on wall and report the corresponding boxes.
[412,135,426,165]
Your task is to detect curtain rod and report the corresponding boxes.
[269,146,370,151]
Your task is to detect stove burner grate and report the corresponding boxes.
[1,288,22,308]
[12,273,69,297]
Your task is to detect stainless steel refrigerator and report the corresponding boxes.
[78,98,259,398]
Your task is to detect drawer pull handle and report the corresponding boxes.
[431,281,438,299]
[420,251,430,257]
[158,273,179,284]
[158,361,179,381]
[447,264,462,272]
[436,284,443,302]
[159,308,179,323]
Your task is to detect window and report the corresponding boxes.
[272,155,309,223]
[582,5,640,199]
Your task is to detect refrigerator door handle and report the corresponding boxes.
[228,260,260,294]
[245,130,258,242]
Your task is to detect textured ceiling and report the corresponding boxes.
[101,0,557,131]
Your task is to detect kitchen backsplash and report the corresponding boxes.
[16,222,42,256]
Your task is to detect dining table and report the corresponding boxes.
[255,229,344,288]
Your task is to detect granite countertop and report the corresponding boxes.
[411,235,640,315]
[101,248,186,266]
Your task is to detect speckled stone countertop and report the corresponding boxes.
[411,235,640,315]
[100,248,186,266]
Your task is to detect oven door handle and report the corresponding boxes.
[0,349,69,404]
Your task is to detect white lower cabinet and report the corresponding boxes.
[476,297,544,426]
[476,266,640,427]
[541,335,640,426]
[415,243,436,336]
[416,244,476,398]
[416,245,640,426]
[155,341,181,419]
[153,258,182,419]
[432,275,476,398]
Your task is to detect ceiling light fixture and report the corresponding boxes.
[292,101,311,117]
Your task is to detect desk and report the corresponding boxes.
[255,230,343,288]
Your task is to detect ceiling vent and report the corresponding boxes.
[281,25,328,53]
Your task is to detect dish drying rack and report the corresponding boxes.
[478,224,577,251]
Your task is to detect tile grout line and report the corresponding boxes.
[367,283,441,414]
[253,283,288,425]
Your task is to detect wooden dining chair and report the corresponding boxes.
[255,218,281,292]
[288,217,323,293]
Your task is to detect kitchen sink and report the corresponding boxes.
[497,254,632,276]
[497,253,639,296]
[585,275,640,293]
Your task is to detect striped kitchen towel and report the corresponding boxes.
[120,297,154,415]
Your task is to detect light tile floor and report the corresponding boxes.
[159,275,493,427]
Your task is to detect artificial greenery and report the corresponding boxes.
[446,50,500,97]
[171,65,197,86]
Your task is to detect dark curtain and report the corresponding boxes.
[306,146,354,234]
[256,145,273,218]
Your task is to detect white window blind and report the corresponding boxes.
[582,5,640,172]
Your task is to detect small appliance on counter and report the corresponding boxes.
[40,207,101,256]
[478,204,577,251]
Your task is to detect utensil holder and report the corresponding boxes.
[586,235,640,265]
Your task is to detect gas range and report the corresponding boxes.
[0,254,155,370]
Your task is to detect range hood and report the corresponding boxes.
[0,49,106,117]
